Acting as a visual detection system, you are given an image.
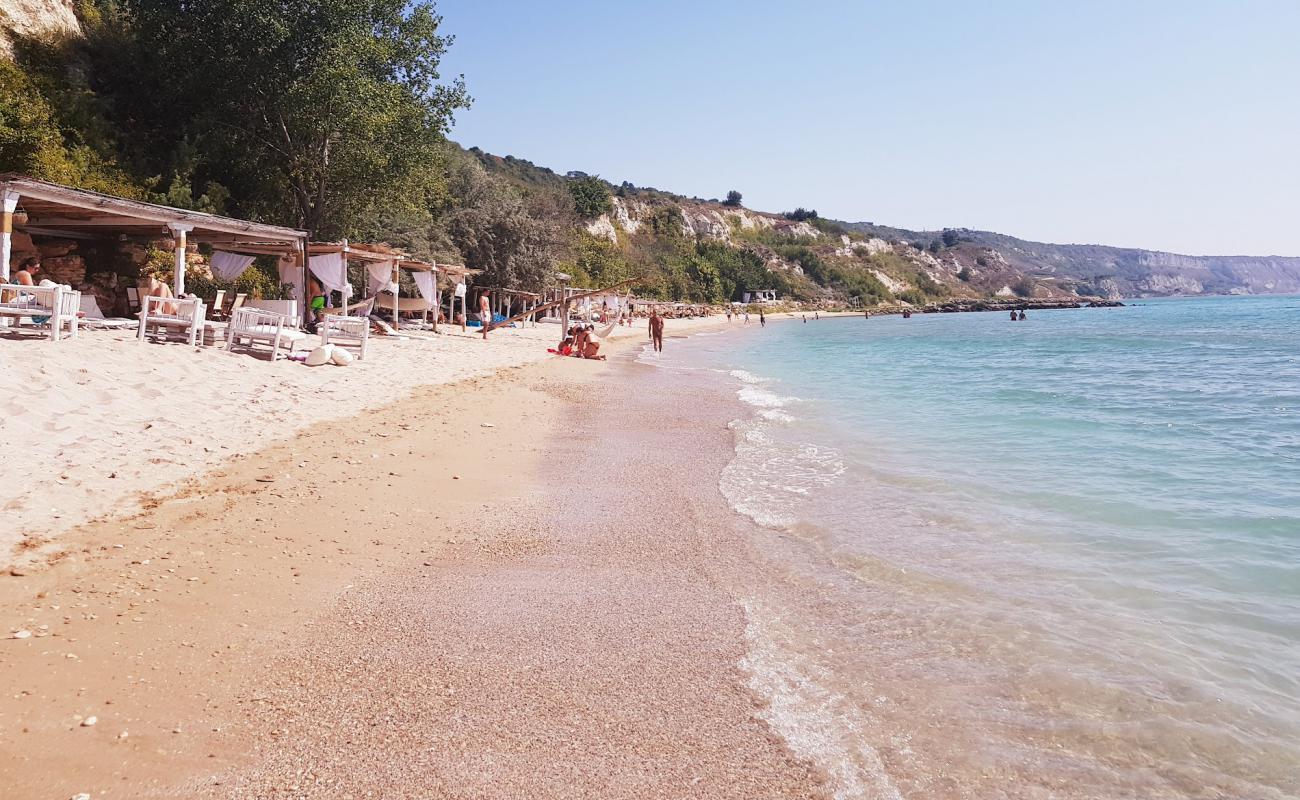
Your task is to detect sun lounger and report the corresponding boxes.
[209,289,228,321]
[0,283,81,341]
[225,306,308,360]
[137,295,207,346]
[78,294,134,329]
[229,292,247,317]
[320,313,370,360]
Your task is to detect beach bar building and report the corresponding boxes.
[1,175,309,318]
[742,289,778,304]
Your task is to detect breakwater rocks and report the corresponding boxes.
[919,298,1124,314]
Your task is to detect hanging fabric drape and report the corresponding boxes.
[308,252,348,293]
[276,256,304,311]
[210,251,256,282]
[366,260,393,296]
[412,270,437,303]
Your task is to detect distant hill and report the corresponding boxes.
[839,222,1300,299]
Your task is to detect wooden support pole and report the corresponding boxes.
[168,223,193,296]
[1,189,17,283]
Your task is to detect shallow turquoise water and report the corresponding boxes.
[657,297,1300,796]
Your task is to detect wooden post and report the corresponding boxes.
[1,188,17,283]
[168,223,193,296]
[340,239,351,316]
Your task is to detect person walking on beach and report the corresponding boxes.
[649,309,665,352]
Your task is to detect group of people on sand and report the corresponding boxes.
[557,323,606,360]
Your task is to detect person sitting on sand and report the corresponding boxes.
[581,336,605,360]
[558,336,575,356]
[572,325,589,355]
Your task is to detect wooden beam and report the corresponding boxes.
[487,278,640,333]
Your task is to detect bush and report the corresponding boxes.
[898,289,927,305]
[915,271,949,297]
[1012,277,1037,298]
[957,266,973,282]
[783,207,818,222]
[723,190,742,207]
[942,228,961,248]
[568,175,612,218]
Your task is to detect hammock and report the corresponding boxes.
[591,289,633,339]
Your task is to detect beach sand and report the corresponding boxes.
[0,317,827,798]
[0,316,726,566]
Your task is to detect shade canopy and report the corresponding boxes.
[1,174,307,294]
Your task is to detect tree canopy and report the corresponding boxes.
[723,190,742,207]
[103,0,470,237]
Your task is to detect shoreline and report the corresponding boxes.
[0,318,826,798]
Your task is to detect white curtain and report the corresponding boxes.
[210,251,256,281]
[276,256,304,309]
[367,260,393,296]
[308,252,348,293]
[413,270,437,303]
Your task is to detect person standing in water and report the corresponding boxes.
[1010,310,1018,321]
[759,310,766,327]
[1019,309,1027,321]
[649,308,665,352]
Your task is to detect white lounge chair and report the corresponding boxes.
[225,307,308,360]
[0,282,81,341]
[320,314,370,360]
[137,295,206,346]
[79,294,134,329]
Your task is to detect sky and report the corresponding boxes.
[434,0,1300,257]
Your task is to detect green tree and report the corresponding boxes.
[942,228,961,248]
[114,0,470,236]
[568,175,612,218]
[437,154,572,290]
[723,190,742,207]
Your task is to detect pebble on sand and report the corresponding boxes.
[81,716,97,727]
[11,630,32,639]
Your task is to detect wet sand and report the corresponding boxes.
[0,331,826,798]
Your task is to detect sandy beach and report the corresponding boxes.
[0,317,732,566]
[0,316,827,798]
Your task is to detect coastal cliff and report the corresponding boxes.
[0,0,79,57]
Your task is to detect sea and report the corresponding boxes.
[644,296,1300,799]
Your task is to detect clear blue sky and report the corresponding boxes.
[435,0,1300,257]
